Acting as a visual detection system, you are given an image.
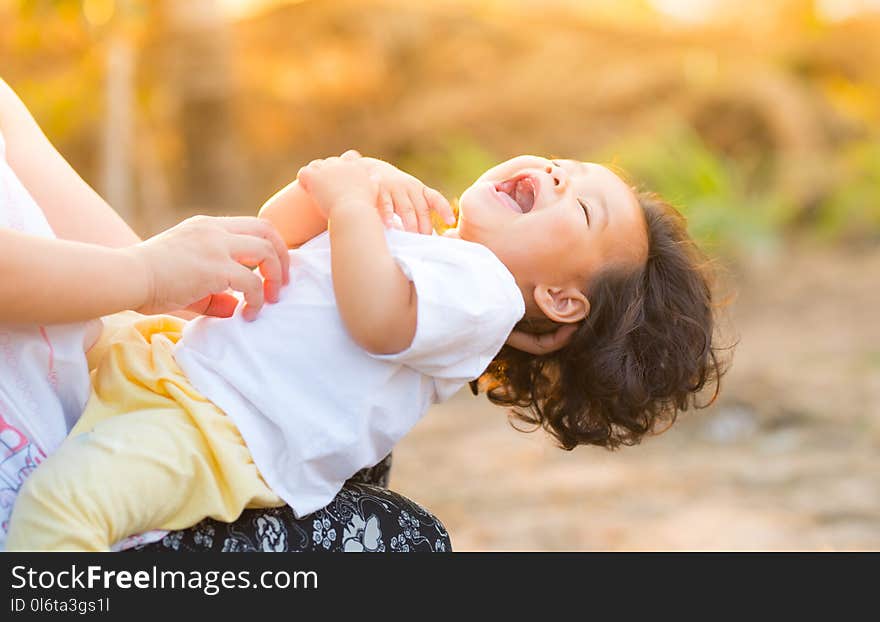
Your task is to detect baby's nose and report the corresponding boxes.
[544,160,568,191]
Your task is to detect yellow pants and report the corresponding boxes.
[5,312,283,551]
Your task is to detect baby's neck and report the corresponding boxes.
[511,282,558,335]
[512,314,560,336]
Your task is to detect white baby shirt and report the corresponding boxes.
[173,228,525,517]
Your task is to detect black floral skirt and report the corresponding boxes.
[131,455,450,552]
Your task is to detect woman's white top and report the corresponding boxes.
[0,129,91,548]
[175,228,525,517]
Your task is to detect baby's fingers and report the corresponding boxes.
[296,158,327,190]
[377,186,394,228]
[391,186,419,233]
[406,187,434,235]
[424,187,455,226]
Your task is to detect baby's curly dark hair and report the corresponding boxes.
[471,191,729,450]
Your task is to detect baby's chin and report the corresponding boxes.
[452,191,487,243]
[457,182,483,210]
[454,178,522,244]
[459,180,507,217]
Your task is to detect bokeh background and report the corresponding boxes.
[3,0,879,550]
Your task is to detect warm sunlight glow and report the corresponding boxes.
[219,0,307,18]
[3,0,880,555]
[648,0,724,23]
[816,0,880,21]
[82,0,115,27]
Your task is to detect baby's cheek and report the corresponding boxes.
[551,216,573,236]
[548,216,584,247]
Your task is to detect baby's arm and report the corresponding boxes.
[259,151,455,248]
[297,157,417,355]
[257,179,328,249]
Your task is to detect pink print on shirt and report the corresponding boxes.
[0,412,45,534]
[39,327,58,390]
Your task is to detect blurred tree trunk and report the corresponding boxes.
[156,0,243,215]
[100,34,135,224]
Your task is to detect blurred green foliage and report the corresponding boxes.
[599,124,793,257]
[399,136,499,233]
[399,135,498,199]
[815,138,880,242]
[401,126,800,257]
[407,123,880,258]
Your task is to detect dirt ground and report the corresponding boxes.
[390,242,880,551]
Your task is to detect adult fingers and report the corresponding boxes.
[424,186,456,226]
[186,292,239,318]
[227,264,264,322]
[228,234,283,303]
[391,186,418,233]
[214,217,290,285]
[505,323,579,355]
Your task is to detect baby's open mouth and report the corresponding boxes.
[494,175,536,214]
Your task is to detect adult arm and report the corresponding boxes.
[0,230,145,323]
[0,216,288,324]
[0,77,140,247]
[0,78,290,322]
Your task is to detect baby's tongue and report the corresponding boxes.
[495,179,522,213]
[513,179,535,213]
[500,191,522,213]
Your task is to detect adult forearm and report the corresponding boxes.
[0,78,141,247]
[0,230,145,324]
[328,203,416,354]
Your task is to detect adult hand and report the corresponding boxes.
[338,150,455,234]
[127,216,290,321]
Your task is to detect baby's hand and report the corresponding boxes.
[350,152,455,234]
[297,150,455,234]
[296,155,378,219]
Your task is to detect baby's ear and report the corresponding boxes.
[533,284,590,324]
